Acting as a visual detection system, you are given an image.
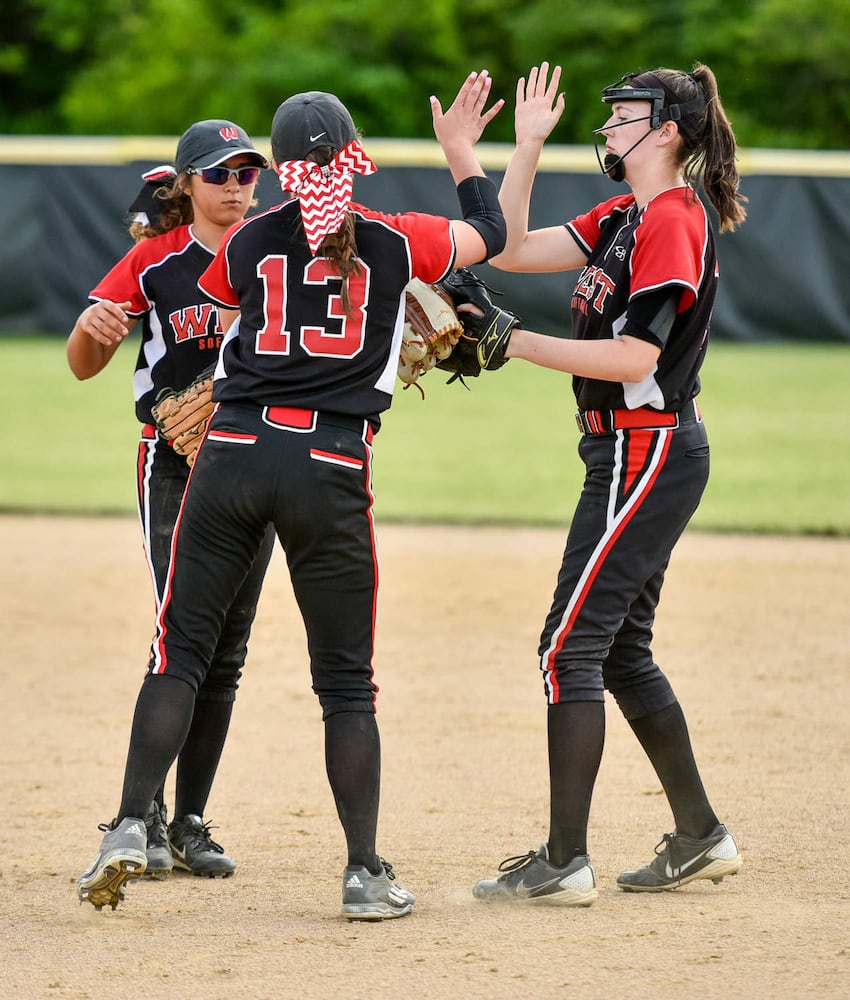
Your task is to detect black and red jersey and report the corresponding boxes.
[89,226,229,423]
[566,186,718,412]
[198,200,456,418]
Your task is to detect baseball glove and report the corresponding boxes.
[437,267,522,374]
[436,335,482,385]
[397,278,465,395]
[151,364,216,466]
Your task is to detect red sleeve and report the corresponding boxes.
[198,219,247,307]
[567,194,635,256]
[198,245,237,308]
[89,245,154,316]
[352,205,456,283]
[630,191,711,310]
[89,228,194,316]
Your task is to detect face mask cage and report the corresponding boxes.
[601,73,667,129]
[598,71,706,131]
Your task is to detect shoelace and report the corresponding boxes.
[497,850,538,874]
[145,806,169,847]
[179,818,225,854]
[378,857,397,881]
[655,832,682,873]
[655,833,676,854]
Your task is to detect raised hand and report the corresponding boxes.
[431,70,504,152]
[515,62,565,145]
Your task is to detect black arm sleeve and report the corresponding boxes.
[621,288,681,348]
[455,176,507,262]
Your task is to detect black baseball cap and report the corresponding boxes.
[175,119,269,173]
[271,92,357,163]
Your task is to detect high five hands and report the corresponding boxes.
[430,70,505,149]
[514,62,565,146]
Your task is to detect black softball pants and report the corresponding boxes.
[137,431,274,702]
[148,404,379,719]
[538,419,710,719]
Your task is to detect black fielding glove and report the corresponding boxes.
[438,267,521,372]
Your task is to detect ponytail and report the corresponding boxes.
[688,64,747,232]
[650,64,748,233]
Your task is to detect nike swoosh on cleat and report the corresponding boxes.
[516,876,564,897]
[664,845,715,879]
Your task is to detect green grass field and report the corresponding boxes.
[1,336,847,535]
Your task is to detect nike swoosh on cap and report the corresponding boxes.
[309,131,327,142]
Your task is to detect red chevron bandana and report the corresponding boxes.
[277,140,377,254]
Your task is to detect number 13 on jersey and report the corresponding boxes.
[255,256,369,359]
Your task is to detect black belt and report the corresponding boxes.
[576,399,701,435]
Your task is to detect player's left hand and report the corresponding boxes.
[438,267,521,373]
[514,62,565,146]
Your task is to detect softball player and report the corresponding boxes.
[69,120,275,881]
[77,71,507,918]
[473,63,746,905]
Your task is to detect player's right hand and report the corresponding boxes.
[79,300,133,346]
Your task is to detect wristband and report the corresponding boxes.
[456,176,507,261]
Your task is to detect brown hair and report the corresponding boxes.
[128,175,260,243]
[304,145,362,316]
[635,64,747,232]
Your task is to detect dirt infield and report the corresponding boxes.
[1,515,848,999]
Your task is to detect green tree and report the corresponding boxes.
[2,0,849,149]
[730,0,850,147]
[58,0,473,138]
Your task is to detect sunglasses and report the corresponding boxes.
[187,165,260,186]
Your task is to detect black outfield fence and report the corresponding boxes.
[1,137,848,340]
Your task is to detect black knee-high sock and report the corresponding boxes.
[325,712,381,872]
[117,674,196,821]
[547,701,605,867]
[174,698,234,820]
[627,701,719,839]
